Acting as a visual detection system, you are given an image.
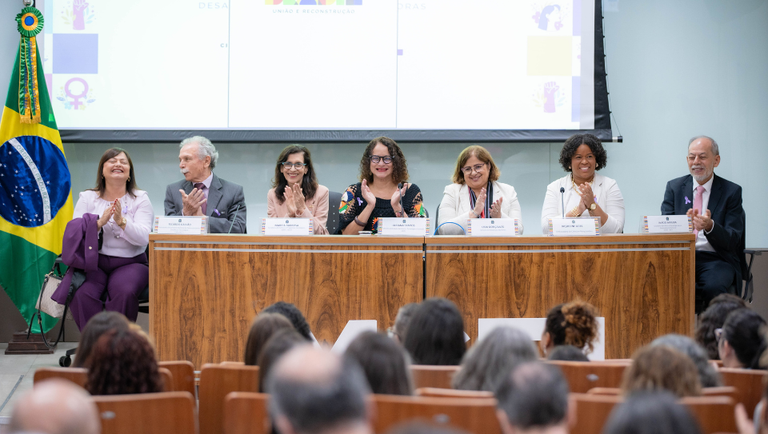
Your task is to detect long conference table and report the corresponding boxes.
[149,234,694,367]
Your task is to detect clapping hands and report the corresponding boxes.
[687,208,713,232]
[284,183,307,217]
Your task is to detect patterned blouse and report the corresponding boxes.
[338,182,426,234]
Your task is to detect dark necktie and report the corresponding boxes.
[194,183,207,215]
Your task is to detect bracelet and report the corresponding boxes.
[354,216,366,227]
[471,210,480,218]
[395,210,404,217]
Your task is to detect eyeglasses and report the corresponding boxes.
[714,328,723,342]
[370,155,393,164]
[281,162,307,169]
[461,163,486,174]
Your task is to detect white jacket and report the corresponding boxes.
[540,173,625,234]
[437,182,524,235]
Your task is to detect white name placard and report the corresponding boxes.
[377,218,430,236]
[262,218,313,236]
[548,217,601,236]
[642,215,692,234]
[154,216,208,235]
[467,218,520,236]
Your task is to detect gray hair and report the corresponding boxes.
[650,334,721,387]
[495,362,570,429]
[688,135,719,156]
[180,136,219,169]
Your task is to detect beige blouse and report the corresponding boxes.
[267,184,329,235]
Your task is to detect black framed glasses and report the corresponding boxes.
[281,162,307,169]
[370,155,393,164]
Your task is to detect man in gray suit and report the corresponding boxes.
[164,136,247,233]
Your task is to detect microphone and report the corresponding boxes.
[397,183,406,217]
[227,204,241,234]
[559,187,565,218]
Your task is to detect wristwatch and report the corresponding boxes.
[121,217,127,226]
[589,203,597,211]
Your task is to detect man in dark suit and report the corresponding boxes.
[661,136,746,312]
[164,136,247,233]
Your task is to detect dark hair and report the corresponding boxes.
[495,362,570,429]
[452,327,538,391]
[695,303,748,360]
[721,309,767,369]
[73,311,131,368]
[650,334,721,387]
[403,298,466,365]
[244,313,294,366]
[547,345,590,362]
[545,301,599,354]
[451,145,500,185]
[271,145,319,205]
[262,302,313,341]
[359,136,409,185]
[257,328,308,393]
[91,148,138,197]
[393,303,420,342]
[345,331,413,395]
[621,345,702,398]
[86,329,163,395]
[558,133,608,173]
[602,391,703,434]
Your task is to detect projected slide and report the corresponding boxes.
[42,0,594,131]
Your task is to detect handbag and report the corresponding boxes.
[36,271,67,319]
[28,258,85,348]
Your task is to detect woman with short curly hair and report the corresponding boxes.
[540,300,599,356]
[86,328,163,395]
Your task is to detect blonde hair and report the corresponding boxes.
[621,345,702,398]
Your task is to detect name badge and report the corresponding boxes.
[548,217,601,236]
[377,218,430,236]
[262,218,313,236]
[154,216,209,234]
[642,215,692,234]
[466,218,520,236]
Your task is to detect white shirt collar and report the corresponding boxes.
[693,174,714,194]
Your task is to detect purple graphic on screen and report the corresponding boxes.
[73,0,89,30]
[537,4,561,31]
[397,49,403,55]
[45,73,53,100]
[346,0,362,4]
[573,0,581,36]
[543,81,559,113]
[53,34,98,74]
[571,76,580,122]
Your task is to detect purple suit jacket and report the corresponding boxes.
[51,213,100,304]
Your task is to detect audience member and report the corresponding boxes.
[452,326,538,391]
[403,298,466,365]
[695,296,748,360]
[391,303,419,343]
[734,376,768,434]
[650,334,721,387]
[719,308,767,369]
[266,346,372,434]
[72,311,131,368]
[602,391,702,434]
[244,313,294,366]
[8,378,101,434]
[541,301,599,356]
[547,345,590,362]
[621,345,701,398]
[263,301,314,341]
[495,362,573,434]
[345,331,413,395]
[257,328,310,393]
[86,328,163,395]
[385,422,470,434]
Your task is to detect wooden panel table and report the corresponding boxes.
[149,235,424,367]
[425,234,695,359]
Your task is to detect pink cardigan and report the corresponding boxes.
[267,185,329,235]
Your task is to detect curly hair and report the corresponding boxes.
[262,301,313,341]
[451,145,500,185]
[271,145,319,205]
[544,301,599,354]
[621,345,702,398]
[358,136,409,185]
[244,313,294,366]
[694,301,747,360]
[73,312,131,369]
[558,133,608,173]
[86,329,163,395]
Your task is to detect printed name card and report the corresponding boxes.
[642,215,692,234]
[262,218,313,236]
[154,216,208,235]
[548,217,601,236]
[466,218,520,236]
[377,218,430,236]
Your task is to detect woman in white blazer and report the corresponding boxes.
[541,134,625,234]
[437,145,523,235]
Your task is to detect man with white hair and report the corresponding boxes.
[661,135,746,312]
[164,136,247,233]
[8,379,100,434]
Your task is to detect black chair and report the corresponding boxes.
[327,191,342,234]
[742,249,761,302]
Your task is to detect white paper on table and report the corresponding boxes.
[331,320,377,353]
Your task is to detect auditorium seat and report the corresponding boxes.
[410,365,461,390]
[372,394,502,434]
[570,393,621,434]
[415,387,494,399]
[93,391,196,434]
[159,361,196,398]
[198,364,261,434]
[718,367,767,418]
[33,366,174,393]
[545,361,628,393]
[222,392,271,434]
[681,396,737,434]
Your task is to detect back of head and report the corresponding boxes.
[345,331,413,395]
[257,328,309,393]
[621,345,702,398]
[547,345,590,362]
[495,362,570,431]
[244,313,294,366]
[393,303,420,343]
[263,301,313,341]
[695,303,747,360]
[650,334,721,387]
[86,328,163,395]
[403,298,466,365]
[452,326,538,391]
[545,301,599,354]
[722,308,768,369]
[73,311,130,368]
[267,346,371,434]
[602,391,702,434]
[9,378,100,434]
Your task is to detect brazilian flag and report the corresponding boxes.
[0,6,73,333]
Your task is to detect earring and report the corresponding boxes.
[127,177,131,182]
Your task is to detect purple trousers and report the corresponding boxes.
[69,253,148,331]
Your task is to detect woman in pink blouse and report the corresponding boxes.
[267,145,329,234]
[66,148,153,330]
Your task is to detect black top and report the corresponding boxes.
[338,182,426,234]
